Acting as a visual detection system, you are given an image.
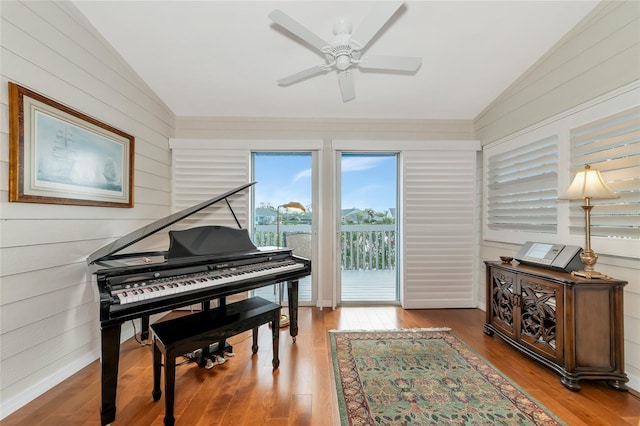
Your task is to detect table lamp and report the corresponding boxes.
[560,165,618,279]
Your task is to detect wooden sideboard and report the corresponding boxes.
[483,260,628,391]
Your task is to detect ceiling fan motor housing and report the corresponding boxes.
[326,32,357,70]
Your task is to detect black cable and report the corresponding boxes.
[131,319,150,346]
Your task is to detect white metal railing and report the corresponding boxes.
[253,224,396,270]
[341,225,396,270]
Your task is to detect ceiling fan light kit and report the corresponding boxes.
[269,1,421,102]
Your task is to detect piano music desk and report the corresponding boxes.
[151,296,281,426]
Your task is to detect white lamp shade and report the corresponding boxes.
[560,165,619,200]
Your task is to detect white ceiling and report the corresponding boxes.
[72,1,600,120]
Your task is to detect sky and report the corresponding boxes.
[253,153,396,213]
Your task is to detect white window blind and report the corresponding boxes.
[402,150,477,309]
[487,136,558,233]
[569,106,640,240]
[171,149,251,230]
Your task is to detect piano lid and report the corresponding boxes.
[86,182,256,265]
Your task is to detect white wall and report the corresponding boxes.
[175,116,475,141]
[0,1,174,418]
[475,0,640,145]
[474,0,640,391]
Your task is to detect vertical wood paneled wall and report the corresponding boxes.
[474,1,640,391]
[0,1,174,418]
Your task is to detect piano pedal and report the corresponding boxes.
[204,354,226,369]
[210,342,233,356]
[188,348,203,360]
[187,342,234,369]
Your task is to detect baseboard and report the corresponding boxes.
[0,316,157,421]
[627,371,639,395]
[0,349,99,420]
[316,299,334,309]
[402,300,476,309]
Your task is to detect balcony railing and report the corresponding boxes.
[253,224,396,270]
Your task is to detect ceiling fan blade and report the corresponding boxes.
[277,65,328,86]
[338,70,355,102]
[350,1,403,50]
[269,9,329,52]
[359,55,421,72]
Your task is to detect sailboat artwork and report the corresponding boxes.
[35,110,124,192]
[9,82,134,207]
[39,127,77,184]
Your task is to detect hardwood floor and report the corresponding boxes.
[3,307,640,425]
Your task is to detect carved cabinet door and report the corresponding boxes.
[489,269,518,340]
[517,275,564,363]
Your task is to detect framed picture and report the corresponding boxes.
[8,82,135,207]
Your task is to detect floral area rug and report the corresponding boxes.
[330,329,565,426]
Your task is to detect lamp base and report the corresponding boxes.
[269,313,290,328]
[278,314,290,328]
[571,270,611,280]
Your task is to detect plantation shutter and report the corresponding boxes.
[487,136,558,233]
[402,150,477,309]
[569,106,640,240]
[171,148,251,230]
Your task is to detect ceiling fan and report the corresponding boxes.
[269,1,421,102]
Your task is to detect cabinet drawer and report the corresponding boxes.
[518,275,563,363]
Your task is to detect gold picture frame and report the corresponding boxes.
[9,82,135,207]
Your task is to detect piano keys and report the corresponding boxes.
[111,258,304,306]
[86,182,311,425]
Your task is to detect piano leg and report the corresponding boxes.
[287,280,299,343]
[100,322,122,426]
[141,315,149,341]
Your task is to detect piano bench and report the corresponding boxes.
[150,296,281,426]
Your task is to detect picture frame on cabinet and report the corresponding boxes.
[8,82,135,208]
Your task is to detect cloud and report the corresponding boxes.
[342,156,388,172]
[293,168,311,182]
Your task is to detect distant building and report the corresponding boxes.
[341,208,364,223]
[255,207,276,225]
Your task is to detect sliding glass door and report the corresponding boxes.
[339,153,399,303]
[250,152,314,305]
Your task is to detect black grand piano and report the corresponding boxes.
[87,182,311,425]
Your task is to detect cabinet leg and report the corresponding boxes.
[607,380,629,391]
[560,376,581,391]
[483,324,494,336]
